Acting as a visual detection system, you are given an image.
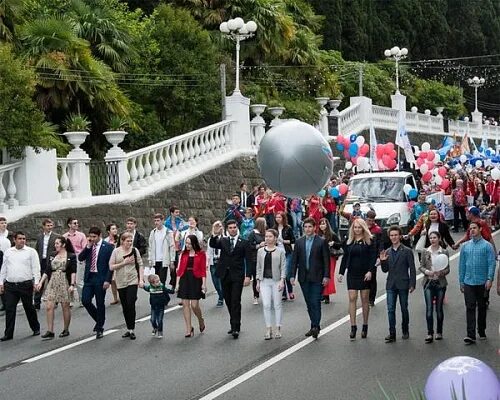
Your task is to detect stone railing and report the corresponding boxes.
[0,161,22,212]
[125,120,234,191]
[405,111,443,134]
[372,105,399,131]
[338,103,362,136]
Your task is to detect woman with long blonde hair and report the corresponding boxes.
[338,218,377,340]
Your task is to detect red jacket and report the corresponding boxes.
[177,250,207,279]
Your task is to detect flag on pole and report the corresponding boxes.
[470,136,479,153]
[369,123,378,171]
[395,110,416,166]
[461,131,470,154]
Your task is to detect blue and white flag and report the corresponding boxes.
[395,110,416,165]
[369,123,378,171]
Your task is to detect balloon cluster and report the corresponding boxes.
[403,184,418,200]
[375,142,397,170]
[414,142,450,189]
[336,134,370,171]
[319,183,349,199]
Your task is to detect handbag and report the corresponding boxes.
[415,234,426,252]
[329,245,344,257]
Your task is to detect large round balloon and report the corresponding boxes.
[257,120,334,197]
[432,254,448,271]
[425,356,500,400]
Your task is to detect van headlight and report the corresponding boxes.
[339,216,349,227]
[386,213,401,225]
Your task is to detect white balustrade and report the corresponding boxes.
[372,105,399,130]
[0,161,22,211]
[338,103,362,136]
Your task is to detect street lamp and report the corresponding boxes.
[220,18,257,94]
[384,46,408,94]
[467,76,485,112]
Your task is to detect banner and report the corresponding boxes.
[369,123,378,171]
[426,192,453,221]
[395,110,416,165]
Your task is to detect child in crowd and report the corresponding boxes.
[143,274,172,338]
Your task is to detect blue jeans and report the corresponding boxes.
[423,284,446,335]
[386,288,409,335]
[326,212,338,233]
[151,306,164,332]
[291,211,303,238]
[282,253,293,297]
[210,264,223,301]
[300,281,323,328]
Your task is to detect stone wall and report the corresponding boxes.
[10,156,262,241]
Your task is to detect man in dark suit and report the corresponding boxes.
[380,225,416,343]
[290,217,330,339]
[78,226,114,339]
[34,219,61,309]
[209,219,251,339]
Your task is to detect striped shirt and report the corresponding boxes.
[458,237,496,286]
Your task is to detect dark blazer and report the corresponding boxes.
[36,231,61,263]
[78,241,114,284]
[117,231,148,256]
[276,225,295,254]
[291,235,330,284]
[423,220,454,248]
[381,244,416,290]
[45,253,77,285]
[209,235,251,282]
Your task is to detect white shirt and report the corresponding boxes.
[42,231,52,259]
[0,229,9,239]
[429,222,440,235]
[180,229,204,250]
[154,228,167,262]
[0,237,11,253]
[0,246,41,284]
[229,234,239,249]
[90,240,103,270]
[241,191,247,208]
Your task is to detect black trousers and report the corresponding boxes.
[154,262,168,285]
[369,270,377,303]
[222,274,244,332]
[4,281,40,338]
[33,258,47,306]
[463,284,487,339]
[453,206,468,231]
[118,285,138,330]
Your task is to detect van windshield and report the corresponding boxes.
[348,177,406,202]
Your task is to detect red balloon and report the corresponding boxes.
[422,172,432,182]
[426,161,435,170]
[360,143,369,155]
[416,158,424,167]
[389,149,397,159]
[419,151,427,160]
[337,135,344,144]
[426,152,435,162]
[386,142,395,152]
[382,154,391,166]
[376,145,385,158]
[438,167,447,177]
[339,183,348,195]
[441,178,450,189]
[387,159,397,170]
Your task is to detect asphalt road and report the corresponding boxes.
[0,231,498,400]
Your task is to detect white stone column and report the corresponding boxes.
[66,154,91,198]
[391,92,407,113]
[225,92,251,151]
[104,140,130,194]
[350,96,373,128]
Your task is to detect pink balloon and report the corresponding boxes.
[337,135,344,143]
[360,143,369,155]
[386,142,395,151]
[387,159,397,170]
[426,161,434,170]
[416,158,424,167]
[382,154,391,166]
[389,149,397,159]
[343,150,349,159]
[339,183,348,195]
[378,160,386,170]
[426,152,435,162]
[351,156,358,165]
[441,178,450,189]
[419,151,428,160]
[422,172,432,182]
[438,167,447,177]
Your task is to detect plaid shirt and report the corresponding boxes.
[458,236,496,286]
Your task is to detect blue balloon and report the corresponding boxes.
[317,189,326,197]
[336,143,344,151]
[408,188,418,199]
[330,187,340,198]
[349,143,359,157]
[350,134,357,143]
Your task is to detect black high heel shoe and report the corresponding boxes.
[185,327,194,338]
[361,324,368,339]
[349,325,357,341]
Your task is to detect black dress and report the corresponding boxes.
[178,256,203,300]
[339,240,377,290]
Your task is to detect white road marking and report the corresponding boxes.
[199,250,466,400]
[136,305,182,322]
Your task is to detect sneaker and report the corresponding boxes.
[274,328,282,339]
[463,336,476,345]
[157,332,163,339]
[264,330,272,340]
[385,334,396,343]
[216,300,224,307]
[425,335,433,344]
[152,329,157,337]
[253,297,259,305]
[402,332,410,340]
[434,333,443,340]
[478,333,487,340]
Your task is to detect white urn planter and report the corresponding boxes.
[268,106,285,127]
[328,99,341,116]
[64,131,90,158]
[250,104,267,117]
[103,130,128,158]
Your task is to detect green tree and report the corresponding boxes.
[0,0,23,42]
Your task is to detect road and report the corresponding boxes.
[0,231,498,400]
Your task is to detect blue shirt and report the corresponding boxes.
[305,235,315,270]
[458,237,496,286]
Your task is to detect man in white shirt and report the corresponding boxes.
[0,232,41,341]
[0,217,12,313]
[148,213,175,285]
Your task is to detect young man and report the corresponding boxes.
[239,183,249,208]
[63,217,87,306]
[148,213,175,286]
[452,179,468,232]
[164,206,188,288]
[380,226,416,343]
[290,218,330,339]
[78,227,114,339]
[209,219,251,339]
[224,194,245,226]
[0,232,41,341]
[120,217,147,256]
[365,210,383,306]
[34,219,61,309]
[458,221,496,345]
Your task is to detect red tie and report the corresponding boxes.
[90,245,97,272]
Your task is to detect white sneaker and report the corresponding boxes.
[157,332,163,339]
[253,297,259,305]
[152,329,157,336]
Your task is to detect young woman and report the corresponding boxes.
[274,211,295,301]
[408,207,455,249]
[322,190,338,233]
[256,229,286,340]
[104,223,120,305]
[176,216,204,251]
[306,194,324,228]
[419,231,450,343]
[474,182,490,207]
[109,232,144,340]
[37,237,77,339]
[176,235,207,337]
[338,219,377,340]
[247,217,267,305]
[318,218,342,304]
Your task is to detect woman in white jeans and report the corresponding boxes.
[256,229,286,340]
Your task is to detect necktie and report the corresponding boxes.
[230,237,235,251]
[90,244,97,272]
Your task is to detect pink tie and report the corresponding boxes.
[90,245,97,272]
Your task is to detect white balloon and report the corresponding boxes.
[355,136,365,147]
[432,254,448,271]
[475,160,482,168]
[419,164,429,174]
[403,184,412,195]
[422,142,431,152]
[345,161,353,170]
[434,152,440,162]
[491,167,500,180]
[459,155,467,163]
[433,168,440,176]
[435,175,443,185]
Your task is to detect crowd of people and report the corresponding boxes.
[0,168,498,347]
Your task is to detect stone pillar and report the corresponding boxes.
[225,92,251,151]
[250,104,266,148]
[391,92,407,113]
[350,96,373,128]
[66,154,91,198]
[16,147,60,206]
[104,132,130,194]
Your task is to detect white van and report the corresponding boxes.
[339,171,418,238]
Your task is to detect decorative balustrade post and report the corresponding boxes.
[315,97,329,137]
[225,92,251,152]
[250,104,266,149]
[268,106,285,128]
[104,130,130,193]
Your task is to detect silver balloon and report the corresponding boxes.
[257,120,334,197]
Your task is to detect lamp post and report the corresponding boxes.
[467,76,485,112]
[219,18,257,94]
[384,46,408,94]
